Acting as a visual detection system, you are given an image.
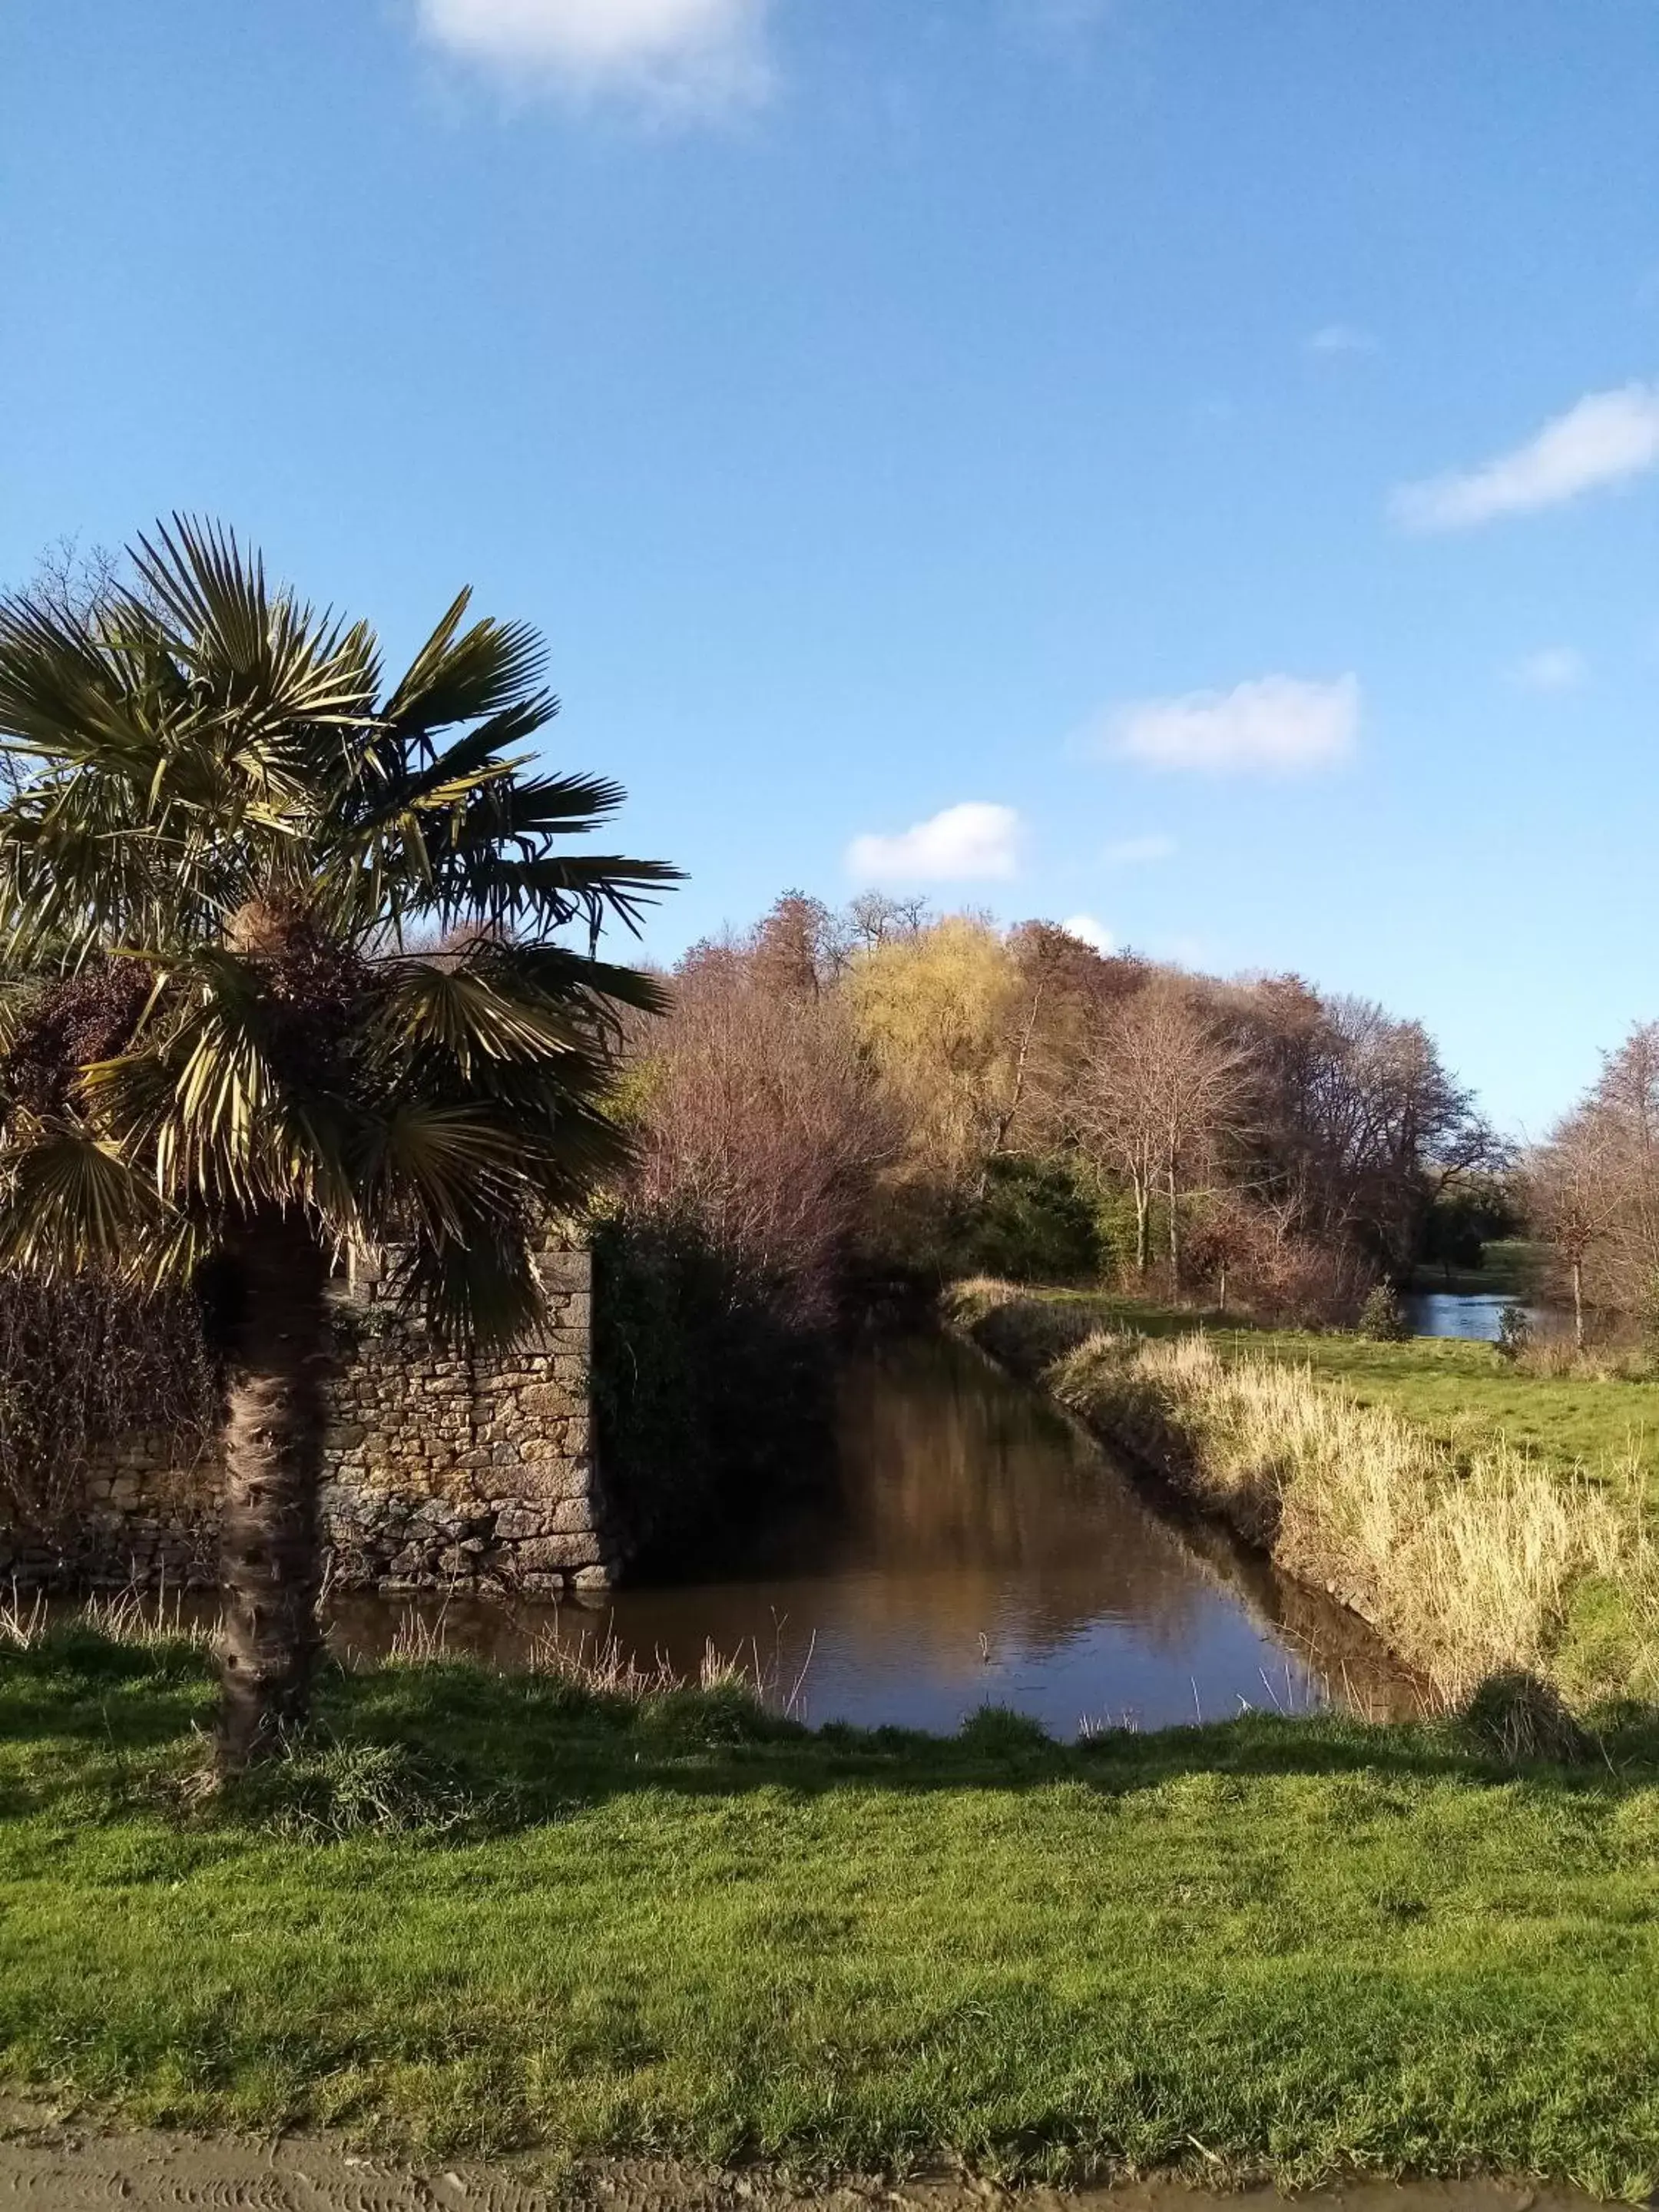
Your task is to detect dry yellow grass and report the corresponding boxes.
[1049,1330,1659,1705]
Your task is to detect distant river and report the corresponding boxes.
[1403,1290,1541,1343]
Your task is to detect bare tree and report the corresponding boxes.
[844,889,929,955]
[630,955,899,1326]
[1075,981,1253,1284]
[1205,979,1493,1278]
[1527,1119,1618,1349]
[1532,1025,1659,1335]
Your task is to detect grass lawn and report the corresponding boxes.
[985,1289,1659,1502]
[1220,1332,1659,1501]
[4,1629,1659,2194]
[1408,1241,1545,1299]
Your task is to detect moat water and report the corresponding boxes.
[331,1332,1420,1739]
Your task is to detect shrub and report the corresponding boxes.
[594,941,897,1558]
[591,1210,837,1564]
[1462,1671,1594,1765]
[1356,1283,1410,1342]
[949,1154,1101,1283]
[1495,1303,1533,1363]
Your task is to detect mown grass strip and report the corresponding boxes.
[2,1629,1659,2194]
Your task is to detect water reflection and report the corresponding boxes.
[332,1333,1420,1738]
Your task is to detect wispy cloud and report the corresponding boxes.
[1101,674,1359,777]
[1509,645,1587,694]
[1309,323,1377,356]
[1103,833,1176,867]
[1061,914,1116,955]
[412,0,773,111]
[847,802,1023,885]
[1392,382,1659,531]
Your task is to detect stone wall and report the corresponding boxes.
[0,1246,623,1598]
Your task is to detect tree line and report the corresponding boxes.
[592,889,1501,1523]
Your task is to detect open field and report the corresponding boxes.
[3,1626,1659,2196]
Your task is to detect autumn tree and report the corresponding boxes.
[843,916,1030,1197]
[630,945,896,1326]
[1207,979,1493,1279]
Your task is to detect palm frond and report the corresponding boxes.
[431,853,683,942]
[374,963,588,1078]
[391,1233,544,1353]
[355,1101,538,1240]
[381,592,552,742]
[477,942,671,1019]
[0,1124,170,1277]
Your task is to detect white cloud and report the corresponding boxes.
[1061,915,1117,955]
[1104,674,1359,776]
[1392,382,1659,531]
[412,0,773,109]
[1103,833,1176,867]
[1309,323,1377,356]
[1510,646,1587,694]
[846,802,1023,885]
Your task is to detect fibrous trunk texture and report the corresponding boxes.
[215,1209,331,1772]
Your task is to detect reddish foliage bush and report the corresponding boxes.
[628,947,899,1329]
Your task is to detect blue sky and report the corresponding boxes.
[3,1,1657,1134]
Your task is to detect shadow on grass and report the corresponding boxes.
[8,1633,1659,1840]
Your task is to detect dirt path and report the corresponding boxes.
[0,2105,1610,2212]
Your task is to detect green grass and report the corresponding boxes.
[1219,1332,1659,1503]
[5,1630,1659,2194]
[955,1284,1659,1504]
[1409,1240,1545,1298]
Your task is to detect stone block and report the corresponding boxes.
[512,1533,601,1572]
[516,1383,573,1419]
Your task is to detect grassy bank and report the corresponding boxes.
[4,1621,1659,2195]
[949,1284,1659,1707]
[1408,1240,1543,1299]
[948,1285,1659,1499]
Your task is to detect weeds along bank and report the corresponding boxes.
[5,1608,1659,2194]
[948,1282,1659,1709]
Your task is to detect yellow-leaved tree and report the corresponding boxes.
[843,916,1032,1204]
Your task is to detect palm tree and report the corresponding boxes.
[0,519,676,1770]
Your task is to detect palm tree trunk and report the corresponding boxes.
[216,1208,331,1773]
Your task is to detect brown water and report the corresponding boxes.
[332,1333,1420,1737]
